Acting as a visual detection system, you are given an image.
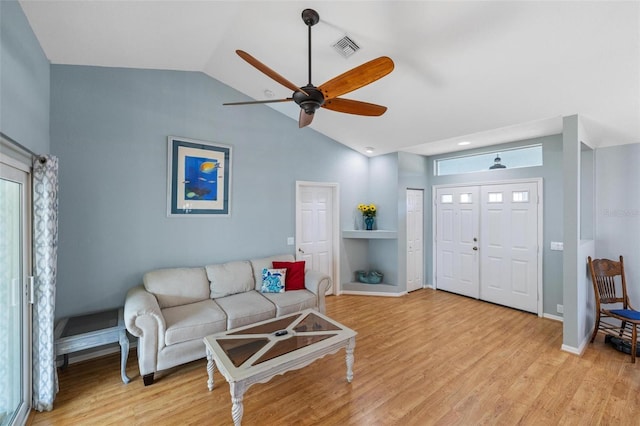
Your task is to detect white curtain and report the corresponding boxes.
[32,155,59,411]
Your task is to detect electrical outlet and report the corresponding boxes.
[557,304,564,314]
[550,241,564,251]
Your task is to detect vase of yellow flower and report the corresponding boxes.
[358,203,377,230]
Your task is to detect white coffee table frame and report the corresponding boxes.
[203,309,356,426]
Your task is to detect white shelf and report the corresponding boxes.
[342,230,397,239]
[341,282,404,296]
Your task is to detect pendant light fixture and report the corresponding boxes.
[489,154,506,169]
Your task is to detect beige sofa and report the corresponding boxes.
[124,254,331,385]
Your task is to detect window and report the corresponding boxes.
[435,144,543,176]
[512,191,529,202]
[460,193,473,203]
[488,192,503,203]
[441,194,453,204]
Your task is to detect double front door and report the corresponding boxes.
[435,181,541,314]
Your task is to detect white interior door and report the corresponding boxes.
[406,189,424,292]
[435,186,480,298]
[296,183,337,294]
[0,157,31,426]
[480,182,539,313]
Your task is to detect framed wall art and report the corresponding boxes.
[167,136,231,217]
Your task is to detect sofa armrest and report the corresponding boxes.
[124,285,166,376]
[304,270,332,314]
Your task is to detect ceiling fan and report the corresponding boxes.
[223,8,395,128]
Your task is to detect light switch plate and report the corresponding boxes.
[287,237,294,246]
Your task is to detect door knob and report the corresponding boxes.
[473,237,478,242]
[298,248,305,254]
[473,247,478,251]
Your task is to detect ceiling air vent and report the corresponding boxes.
[332,36,360,58]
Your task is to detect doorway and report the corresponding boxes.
[434,179,542,314]
[406,189,424,292]
[295,181,339,295]
[0,154,32,426]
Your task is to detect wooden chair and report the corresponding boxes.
[588,255,640,363]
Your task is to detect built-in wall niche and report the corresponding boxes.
[341,236,398,292]
[342,229,397,287]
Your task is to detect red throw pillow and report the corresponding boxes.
[272,261,305,290]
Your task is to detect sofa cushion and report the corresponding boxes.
[215,291,276,329]
[261,289,317,316]
[162,299,227,346]
[272,260,306,290]
[206,260,254,299]
[251,254,295,290]
[143,267,210,309]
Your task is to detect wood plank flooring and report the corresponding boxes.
[30,289,640,425]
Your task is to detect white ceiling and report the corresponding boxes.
[19,1,640,156]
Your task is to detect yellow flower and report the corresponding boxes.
[357,202,377,217]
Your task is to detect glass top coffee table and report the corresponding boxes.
[54,307,130,384]
[203,308,357,426]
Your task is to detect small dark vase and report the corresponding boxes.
[364,216,375,231]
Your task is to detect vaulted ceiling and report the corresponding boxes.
[19,1,640,156]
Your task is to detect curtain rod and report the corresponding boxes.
[0,131,46,162]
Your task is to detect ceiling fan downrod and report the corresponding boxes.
[302,9,319,86]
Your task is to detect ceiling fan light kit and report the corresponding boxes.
[223,8,394,128]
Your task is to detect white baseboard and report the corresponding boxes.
[543,313,563,322]
[560,344,581,355]
[340,290,407,297]
[561,333,590,356]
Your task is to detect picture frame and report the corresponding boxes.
[167,136,232,217]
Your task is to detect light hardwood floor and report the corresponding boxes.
[30,289,640,425]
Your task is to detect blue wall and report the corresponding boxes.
[50,65,368,318]
[595,143,640,304]
[0,0,50,154]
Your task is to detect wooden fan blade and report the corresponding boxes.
[299,109,314,128]
[236,50,308,96]
[322,98,388,116]
[223,98,292,106]
[318,56,394,100]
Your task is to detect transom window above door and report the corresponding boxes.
[434,144,543,176]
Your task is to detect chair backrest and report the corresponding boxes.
[588,256,628,308]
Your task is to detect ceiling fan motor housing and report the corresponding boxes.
[294,85,324,114]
